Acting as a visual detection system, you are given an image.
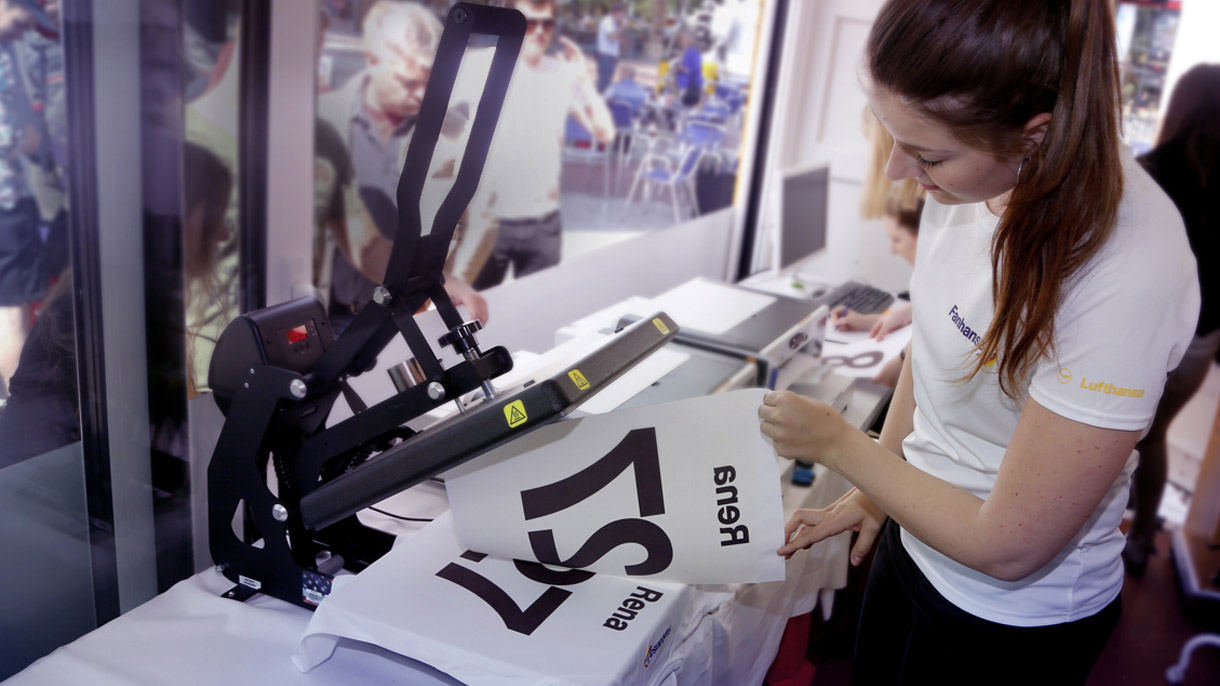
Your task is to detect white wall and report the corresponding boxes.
[481,209,737,353]
[757,0,910,293]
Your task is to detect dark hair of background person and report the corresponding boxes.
[182,141,232,284]
[867,0,1123,397]
[1140,62,1220,337]
[885,193,924,235]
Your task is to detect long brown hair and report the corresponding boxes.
[868,0,1123,397]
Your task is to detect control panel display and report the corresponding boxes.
[286,324,309,345]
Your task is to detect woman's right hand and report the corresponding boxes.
[832,307,880,332]
[778,488,887,566]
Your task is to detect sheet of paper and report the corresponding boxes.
[643,278,774,335]
[296,512,694,686]
[820,324,912,378]
[444,389,786,584]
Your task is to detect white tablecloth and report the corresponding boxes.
[7,465,850,686]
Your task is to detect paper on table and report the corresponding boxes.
[644,278,774,335]
[444,389,786,584]
[821,324,912,378]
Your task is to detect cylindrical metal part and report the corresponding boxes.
[388,358,427,393]
[460,350,496,401]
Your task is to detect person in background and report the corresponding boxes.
[760,1,1198,682]
[12,0,65,278]
[859,107,922,220]
[316,1,489,329]
[673,28,703,108]
[1123,63,1220,576]
[603,63,650,113]
[0,0,42,399]
[472,0,614,290]
[0,142,231,466]
[833,192,923,387]
[595,3,625,93]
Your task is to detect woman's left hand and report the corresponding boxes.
[758,390,849,466]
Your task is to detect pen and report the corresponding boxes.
[835,294,855,326]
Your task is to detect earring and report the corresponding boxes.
[1016,156,1028,182]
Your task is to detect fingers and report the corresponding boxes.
[465,293,489,325]
[870,318,884,339]
[850,517,883,566]
[833,307,852,330]
[783,508,824,540]
[777,507,832,557]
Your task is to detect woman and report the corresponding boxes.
[0,142,233,466]
[1124,64,1220,575]
[758,1,1199,683]
[833,191,922,387]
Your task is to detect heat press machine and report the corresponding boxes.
[206,4,676,610]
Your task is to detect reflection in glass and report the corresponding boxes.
[314,0,762,308]
[1116,1,1180,156]
[0,0,97,678]
[184,0,242,395]
[0,0,72,464]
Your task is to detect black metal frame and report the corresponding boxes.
[62,0,121,625]
[206,4,678,610]
[735,0,789,281]
[238,0,271,313]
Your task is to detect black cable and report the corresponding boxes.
[368,506,433,523]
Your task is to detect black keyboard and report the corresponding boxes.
[811,280,894,314]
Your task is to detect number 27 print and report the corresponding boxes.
[444,389,787,585]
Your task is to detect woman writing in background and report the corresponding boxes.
[759,1,1199,682]
[833,190,923,387]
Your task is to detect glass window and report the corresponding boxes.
[314,0,766,325]
[183,0,243,395]
[0,1,93,677]
[1116,0,1181,155]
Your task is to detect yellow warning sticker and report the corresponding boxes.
[652,318,670,335]
[568,369,590,390]
[505,400,528,428]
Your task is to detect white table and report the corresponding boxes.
[7,461,853,686]
[7,310,889,686]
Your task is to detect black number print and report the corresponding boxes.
[518,427,672,577]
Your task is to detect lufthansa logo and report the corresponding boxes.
[1057,367,1072,384]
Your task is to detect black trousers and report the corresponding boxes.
[472,211,562,290]
[852,521,1121,685]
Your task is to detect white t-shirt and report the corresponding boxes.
[901,147,1199,626]
[598,15,620,57]
[479,55,584,220]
